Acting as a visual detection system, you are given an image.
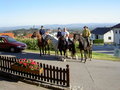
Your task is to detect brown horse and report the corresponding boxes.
[32,32,50,56]
[74,34,92,63]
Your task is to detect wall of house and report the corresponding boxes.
[103,30,114,43]
[113,28,120,44]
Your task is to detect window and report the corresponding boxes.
[108,37,111,40]
[119,30,120,34]
[115,30,117,34]
[0,38,5,43]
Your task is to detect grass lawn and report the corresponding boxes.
[24,49,120,61]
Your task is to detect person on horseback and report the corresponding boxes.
[82,26,91,47]
[61,27,70,42]
[56,27,62,38]
[39,25,46,40]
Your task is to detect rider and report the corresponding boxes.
[39,25,46,40]
[61,27,70,44]
[82,26,91,46]
[56,27,62,38]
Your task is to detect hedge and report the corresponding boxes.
[15,38,54,50]
[15,38,39,50]
[93,39,104,44]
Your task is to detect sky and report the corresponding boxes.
[0,0,120,27]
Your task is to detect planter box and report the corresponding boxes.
[11,65,43,75]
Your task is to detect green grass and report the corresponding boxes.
[92,52,120,61]
[24,49,120,61]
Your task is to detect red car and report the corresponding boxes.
[0,35,27,52]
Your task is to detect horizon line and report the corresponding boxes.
[0,22,118,28]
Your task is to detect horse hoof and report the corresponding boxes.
[83,61,86,63]
[64,59,66,62]
[61,58,65,61]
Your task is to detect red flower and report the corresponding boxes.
[19,61,23,64]
[15,58,42,70]
[23,63,27,66]
[31,62,35,65]
[29,59,33,61]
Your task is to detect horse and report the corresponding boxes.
[32,32,50,56]
[58,36,76,59]
[74,34,92,63]
[45,34,77,61]
[44,34,59,56]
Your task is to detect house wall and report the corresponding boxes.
[113,28,120,44]
[103,30,114,43]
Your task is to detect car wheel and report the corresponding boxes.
[10,47,16,52]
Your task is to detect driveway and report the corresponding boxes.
[0,51,120,90]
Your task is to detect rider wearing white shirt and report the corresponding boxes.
[61,27,69,42]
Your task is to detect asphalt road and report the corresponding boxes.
[92,45,114,56]
[0,51,120,90]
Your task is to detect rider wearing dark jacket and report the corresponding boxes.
[39,26,45,35]
[57,27,62,38]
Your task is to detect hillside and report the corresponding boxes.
[0,23,116,36]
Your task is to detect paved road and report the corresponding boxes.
[0,51,120,90]
[92,45,114,56]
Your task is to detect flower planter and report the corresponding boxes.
[11,65,43,75]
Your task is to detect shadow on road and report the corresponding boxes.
[0,51,58,61]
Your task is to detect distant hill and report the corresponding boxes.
[0,23,117,32]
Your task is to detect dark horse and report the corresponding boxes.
[58,36,76,59]
[74,34,92,63]
[32,32,50,56]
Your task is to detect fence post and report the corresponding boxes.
[66,64,70,87]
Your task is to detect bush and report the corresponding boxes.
[15,38,39,50]
[15,38,55,50]
[93,39,104,44]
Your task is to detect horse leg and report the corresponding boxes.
[42,46,44,55]
[84,50,87,63]
[44,46,47,55]
[89,50,92,61]
[39,47,42,56]
[80,50,83,61]
[59,50,62,56]
[65,49,69,58]
[47,45,50,55]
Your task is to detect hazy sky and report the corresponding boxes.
[0,0,120,27]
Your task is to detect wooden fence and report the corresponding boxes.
[0,56,70,87]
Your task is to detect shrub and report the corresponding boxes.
[93,39,104,44]
[15,38,54,50]
[15,38,39,50]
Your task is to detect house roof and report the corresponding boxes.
[0,33,14,38]
[112,23,120,28]
[91,27,111,35]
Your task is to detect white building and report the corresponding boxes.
[91,27,114,43]
[112,23,120,45]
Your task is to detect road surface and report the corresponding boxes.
[0,51,120,90]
